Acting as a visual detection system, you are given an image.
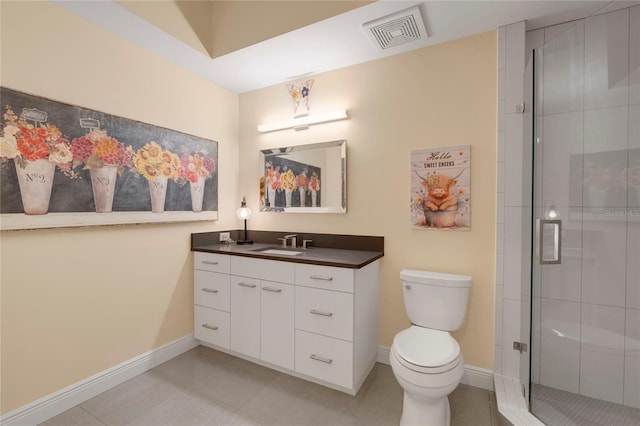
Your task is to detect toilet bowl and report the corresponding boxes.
[391,326,465,425]
[390,270,471,426]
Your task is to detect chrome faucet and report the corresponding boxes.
[283,234,297,248]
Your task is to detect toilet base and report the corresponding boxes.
[399,392,451,426]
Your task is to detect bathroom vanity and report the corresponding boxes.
[191,232,383,395]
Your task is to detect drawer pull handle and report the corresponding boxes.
[310,309,333,317]
[202,261,219,265]
[238,282,257,288]
[310,275,333,281]
[201,324,219,331]
[310,354,333,364]
[201,288,218,293]
[262,287,282,293]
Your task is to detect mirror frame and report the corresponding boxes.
[259,140,346,213]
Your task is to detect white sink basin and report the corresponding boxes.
[258,249,304,256]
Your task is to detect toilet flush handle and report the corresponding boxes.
[404,284,411,290]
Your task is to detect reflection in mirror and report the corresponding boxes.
[259,140,346,213]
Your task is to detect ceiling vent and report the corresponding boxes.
[363,6,428,51]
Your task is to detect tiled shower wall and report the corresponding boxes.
[495,6,640,410]
[494,20,530,382]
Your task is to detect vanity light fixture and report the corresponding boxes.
[257,109,348,133]
[236,197,253,245]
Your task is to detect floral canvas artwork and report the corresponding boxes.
[0,87,218,230]
[411,145,471,230]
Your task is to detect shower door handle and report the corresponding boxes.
[537,219,562,265]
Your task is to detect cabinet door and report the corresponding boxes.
[194,270,230,312]
[230,275,260,358]
[260,280,294,370]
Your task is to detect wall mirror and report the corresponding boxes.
[259,140,346,213]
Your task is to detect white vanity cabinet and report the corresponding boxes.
[194,252,231,349]
[193,251,379,394]
[293,262,379,392]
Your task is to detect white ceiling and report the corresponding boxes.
[52,0,638,94]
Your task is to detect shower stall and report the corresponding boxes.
[528,6,639,425]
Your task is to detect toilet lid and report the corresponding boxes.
[394,326,460,368]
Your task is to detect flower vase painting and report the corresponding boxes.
[131,141,180,213]
[411,145,471,230]
[180,146,216,213]
[0,87,218,230]
[71,128,133,213]
[1,106,77,215]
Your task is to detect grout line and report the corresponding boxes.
[78,405,107,426]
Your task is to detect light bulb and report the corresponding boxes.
[236,197,251,219]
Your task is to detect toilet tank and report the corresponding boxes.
[400,269,472,331]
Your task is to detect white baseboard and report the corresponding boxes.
[461,364,495,391]
[377,345,494,392]
[377,345,391,365]
[0,334,198,426]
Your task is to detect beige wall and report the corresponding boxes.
[1,1,497,415]
[239,31,497,369]
[0,1,239,414]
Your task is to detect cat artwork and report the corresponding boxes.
[286,79,314,114]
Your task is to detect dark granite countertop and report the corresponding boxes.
[192,227,386,270]
[191,242,383,269]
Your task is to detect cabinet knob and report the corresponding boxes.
[262,287,282,293]
[202,261,219,265]
[237,282,257,288]
[201,288,218,293]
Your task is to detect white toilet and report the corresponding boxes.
[390,269,472,426]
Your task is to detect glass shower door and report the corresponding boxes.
[530,7,639,425]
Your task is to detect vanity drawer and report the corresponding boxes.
[231,256,294,284]
[194,270,230,311]
[295,330,353,389]
[194,305,230,349]
[295,264,354,293]
[194,252,230,274]
[295,286,353,341]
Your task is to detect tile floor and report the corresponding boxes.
[531,383,640,426]
[41,346,498,426]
